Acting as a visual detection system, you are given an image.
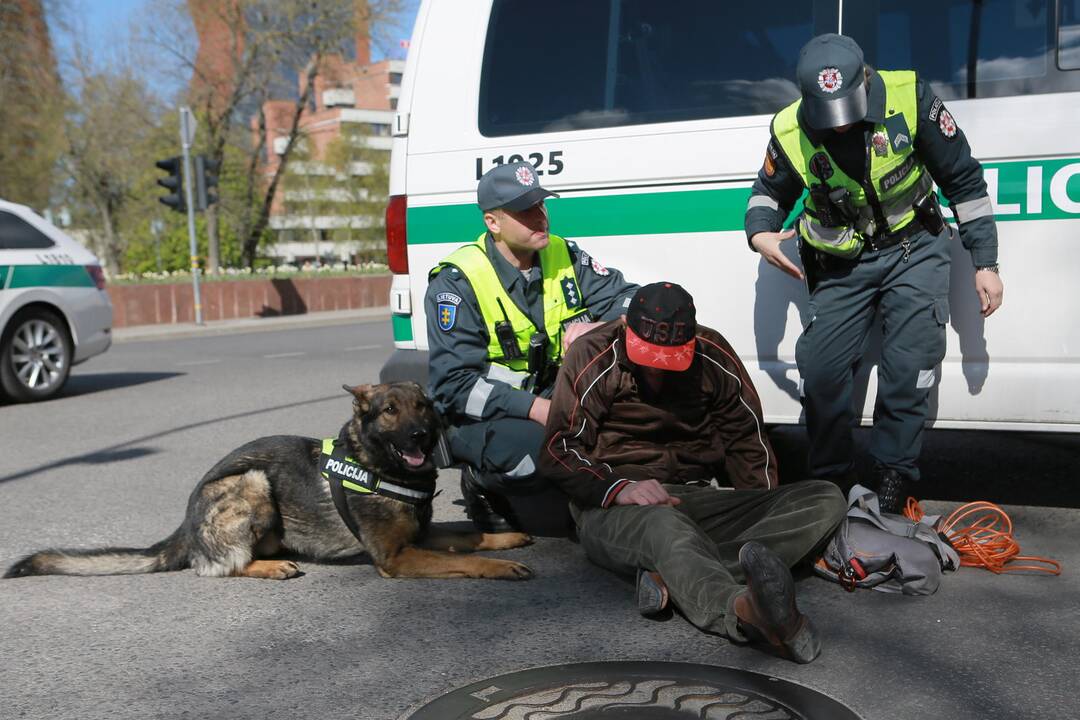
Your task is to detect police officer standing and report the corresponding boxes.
[426,162,637,531]
[745,34,1004,513]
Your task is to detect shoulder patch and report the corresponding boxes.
[938,108,957,140]
[928,97,943,122]
[589,257,609,276]
[763,149,776,177]
[579,250,591,267]
[436,293,460,332]
[436,292,462,305]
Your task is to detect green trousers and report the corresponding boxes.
[570,481,846,639]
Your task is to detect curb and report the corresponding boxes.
[112,307,391,343]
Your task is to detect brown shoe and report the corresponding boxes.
[734,541,821,664]
[636,568,669,617]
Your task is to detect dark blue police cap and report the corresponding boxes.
[796,34,868,130]
[477,161,559,212]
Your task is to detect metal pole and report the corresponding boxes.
[180,106,203,325]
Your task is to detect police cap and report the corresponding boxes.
[796,34,868,130]
[477,161,559,212]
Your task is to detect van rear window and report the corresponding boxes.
[478,0,834,136]
[0,212,54,250]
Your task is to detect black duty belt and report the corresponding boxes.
[863,217,926,252]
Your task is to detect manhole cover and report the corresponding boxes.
[407,661,860,719]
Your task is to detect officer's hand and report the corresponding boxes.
[562,321,603,353]
[975,270,1003,318]
[750,229,803,280]
[528,397,551,427]
[613,479,682,507]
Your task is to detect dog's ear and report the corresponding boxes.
[342,383,374,414]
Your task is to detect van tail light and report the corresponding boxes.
[85,265,107,290]
[385,194,408,274]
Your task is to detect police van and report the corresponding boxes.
[381,0,1080,431]
[0,200,112,402]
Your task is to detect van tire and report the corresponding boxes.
[0,308,73,403]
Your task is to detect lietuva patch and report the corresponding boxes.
[880,155,917,193]
[436,291,461,332]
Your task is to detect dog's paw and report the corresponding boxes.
[478,532,534,551]
[488,559,533,581]
[242,560,302,580]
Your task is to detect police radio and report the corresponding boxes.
[494,298,524,360]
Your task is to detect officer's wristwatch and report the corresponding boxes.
[976,264,1000,274]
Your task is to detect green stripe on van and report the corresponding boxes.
[8,265,93,289]
[405,156,1080,245]
[392,313,414,342]
[0,266,10,290]
[407,186,752,245]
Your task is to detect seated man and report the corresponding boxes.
[540,281,847,662]
[426,161,637,532]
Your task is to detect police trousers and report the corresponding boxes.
[570,481,846,639]
[448,418,547,494]
[796,227,951,483]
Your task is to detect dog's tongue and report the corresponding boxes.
[399,449,426,467]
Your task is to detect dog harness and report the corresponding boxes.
[320,437,436,540]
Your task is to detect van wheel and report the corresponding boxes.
[0,309,73,402]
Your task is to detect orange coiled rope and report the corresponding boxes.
[904,498,1061,575]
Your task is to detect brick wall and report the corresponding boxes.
[106,274,391,328]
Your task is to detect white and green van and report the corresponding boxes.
[0,200,112,402]
[381,0,1080,431]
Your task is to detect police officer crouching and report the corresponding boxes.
[426,162,637,531]
[745,34,1004,513]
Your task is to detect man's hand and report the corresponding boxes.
[528,396,550,426]
[562,321,603,353]
[975,269,1003,318]
[613,479,682,507]
[750,229,804,280]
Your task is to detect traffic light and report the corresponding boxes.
[155,156,185,213]
[195,155,221,211]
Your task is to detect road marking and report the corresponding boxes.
[264,352,306,359]
[344,344,383,351]
[176,359,222,366]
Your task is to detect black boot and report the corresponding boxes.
[460,466,519,533]
[875,467,910,515]
[734,541,820,664]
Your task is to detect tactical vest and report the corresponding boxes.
[772,70,933,258]
[430,233,586,388]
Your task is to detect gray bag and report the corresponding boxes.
[815,484,960,595]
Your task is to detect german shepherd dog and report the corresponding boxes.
[4,383,533,581]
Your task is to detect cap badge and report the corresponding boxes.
[515,166,535,186]
[817,67,843,94]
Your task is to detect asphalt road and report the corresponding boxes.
[1,318,1077,720]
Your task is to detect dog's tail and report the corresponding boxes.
[4,528,188,579]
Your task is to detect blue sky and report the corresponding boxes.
[63,0,420,68]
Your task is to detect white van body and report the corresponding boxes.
[382,0,1080,432]
[0,199,113,399]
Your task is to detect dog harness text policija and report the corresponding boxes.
[320,438,436,540]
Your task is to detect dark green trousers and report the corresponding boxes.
[570,481,846,639]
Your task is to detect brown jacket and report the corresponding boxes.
[540,320,778,508]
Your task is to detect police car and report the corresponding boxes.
[382,0,1080,432]
[0,199,112,402]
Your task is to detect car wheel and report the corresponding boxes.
[0,308,73,403]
